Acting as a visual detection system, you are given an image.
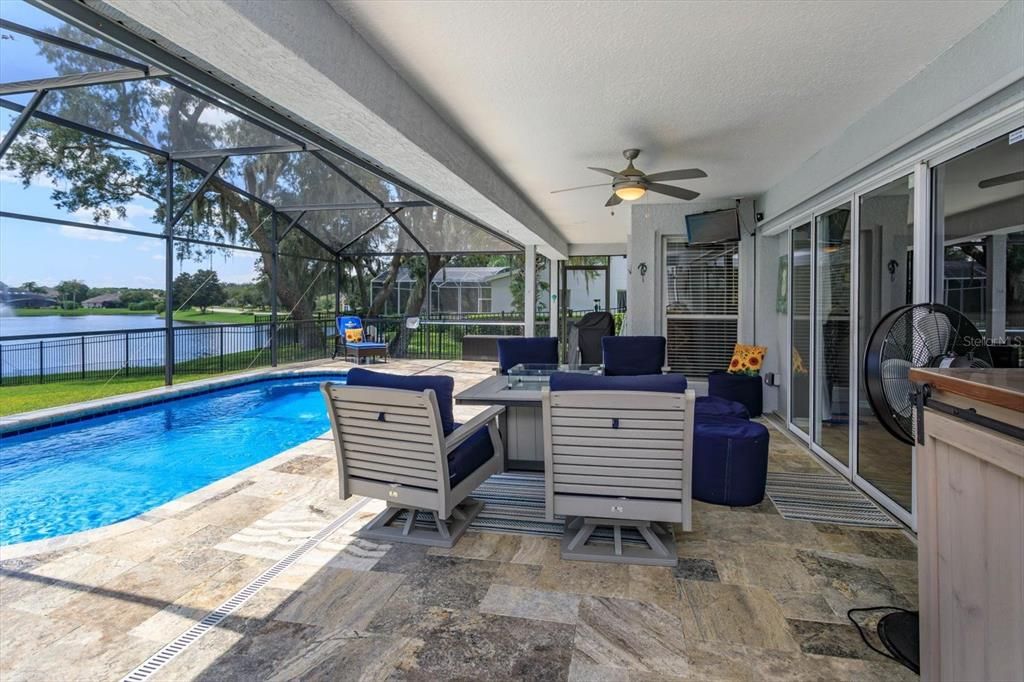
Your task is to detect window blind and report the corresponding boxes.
[664,238,739,377]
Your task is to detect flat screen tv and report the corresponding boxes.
[685,208,740,244]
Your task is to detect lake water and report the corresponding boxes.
[0,314,168,338]
[0,313,277,380]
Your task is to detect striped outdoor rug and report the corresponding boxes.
[466,472,563,537]
[766,471,900,528]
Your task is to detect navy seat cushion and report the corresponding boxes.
[695,395,750,419]
[602,336,666,376]
[447,423,494,487]
[347,341,388,348]
[692,416,770,507]
[345,368,456,435]
[497,337,559,374]
[549,372,686,393]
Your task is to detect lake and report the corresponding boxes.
[0,313,278,381]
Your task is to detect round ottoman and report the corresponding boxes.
[692,416,770,507]
[695,395,750,420]
[707,370,763,417]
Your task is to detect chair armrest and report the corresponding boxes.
[494,366,503,375]
[445,405,505,454]
[661,366,672,374]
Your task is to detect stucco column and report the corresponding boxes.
[524,245,536,337]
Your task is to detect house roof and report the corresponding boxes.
[373,266,509,285]
[82,293,122,304]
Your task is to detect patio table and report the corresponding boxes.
[455,363,601,470]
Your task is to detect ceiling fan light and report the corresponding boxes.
[614,185,646,201]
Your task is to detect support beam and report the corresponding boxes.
[0,89,47,160]
[275,200,430,212]
[0,18,151,71]
[169,156,228,227]
[336,209,401,254]
[270,213,279,367]
[0,68,155,96]
[169,143,306,160]
[164,159,175,386]
[277,211,306,242]
[524,244,536,337]
[550,258,563,340]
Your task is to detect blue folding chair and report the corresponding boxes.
[333,315,389,364]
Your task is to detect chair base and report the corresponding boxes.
[356,498,483,548]
[560,516,678,566]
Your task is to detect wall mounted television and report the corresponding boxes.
[685,208,740,244]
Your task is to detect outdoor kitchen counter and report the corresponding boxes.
[908,367,1023,682]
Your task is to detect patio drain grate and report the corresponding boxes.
[120,497,372,682]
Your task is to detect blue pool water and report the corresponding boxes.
[0,374,345,545]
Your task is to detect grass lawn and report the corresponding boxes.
[0,373,226,416]
[165,309,257,324]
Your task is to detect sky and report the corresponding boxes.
[0,1,262,290]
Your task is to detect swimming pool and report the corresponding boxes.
[0,373,346,545]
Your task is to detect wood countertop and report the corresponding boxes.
[909,367,1024,414]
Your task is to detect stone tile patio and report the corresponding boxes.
[0,359,918,681]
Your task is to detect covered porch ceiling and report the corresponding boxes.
[331,0,1006,245]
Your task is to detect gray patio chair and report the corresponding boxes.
[321,379,504,547]
[541,373,695,565]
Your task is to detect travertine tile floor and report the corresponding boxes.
[0,360,918,681]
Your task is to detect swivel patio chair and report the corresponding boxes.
[542,372,695,566]
[496,336,559,374]
[333,315,389,364]
[601,335,670,375]
[321,368,504,547]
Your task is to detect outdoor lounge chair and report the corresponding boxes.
[333,315,388,364]
[542,372,695,566]
[321,368,504,547]
[496,336,559,374]
[601,335,670,375]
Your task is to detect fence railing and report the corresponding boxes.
[0,316,525,386]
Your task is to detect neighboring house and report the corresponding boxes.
[81,293,122,309]
[0,281,58,309]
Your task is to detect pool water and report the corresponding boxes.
[0,374,345,545]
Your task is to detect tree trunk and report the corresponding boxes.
[390,255,445,358]
[368,254,403,317]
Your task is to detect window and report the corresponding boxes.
[663,238,739,377]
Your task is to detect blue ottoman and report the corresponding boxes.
[708,370,763,417]
[695,395,749,420]
[692,416,769,507]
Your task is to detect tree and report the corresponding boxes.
[172,270,226,313]
[19,281,46,293]
[55,279,90,304]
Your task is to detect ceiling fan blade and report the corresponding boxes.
[647,183,700,201]
[605,193,623,207]
[643,168,708,183]
[979,171,1024,188]
[588,167,623,178]
[550,182,609,194]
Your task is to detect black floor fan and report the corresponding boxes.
[860,302,992,674]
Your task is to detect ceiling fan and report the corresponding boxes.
[551,149,707,207]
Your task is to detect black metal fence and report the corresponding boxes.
[0,316,525,386]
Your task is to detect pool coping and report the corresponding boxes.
[0,363,349,436]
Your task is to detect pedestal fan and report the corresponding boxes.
[858,302,992,672]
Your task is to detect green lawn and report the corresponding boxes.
[165,309,257,324]
[0,373,225,416]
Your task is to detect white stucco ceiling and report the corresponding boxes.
[331,0,1006,245]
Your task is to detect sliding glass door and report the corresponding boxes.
[812,204,852,466]
[856,176,914,511]
[789,223,812,434]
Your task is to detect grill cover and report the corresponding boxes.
[569,311,616,364]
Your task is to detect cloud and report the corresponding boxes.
[0,168,58,189]
[58,225,126,242]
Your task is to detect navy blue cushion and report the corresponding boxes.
[707,370,763,417]
[602,336,666,376]
[549,372,686,393]
[447,423,495,487]
[695,395,750,420]
[344,368,456,435]
[497,337,559,374]
[692,416,769,507]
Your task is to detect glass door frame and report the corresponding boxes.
[786,216,813,444]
